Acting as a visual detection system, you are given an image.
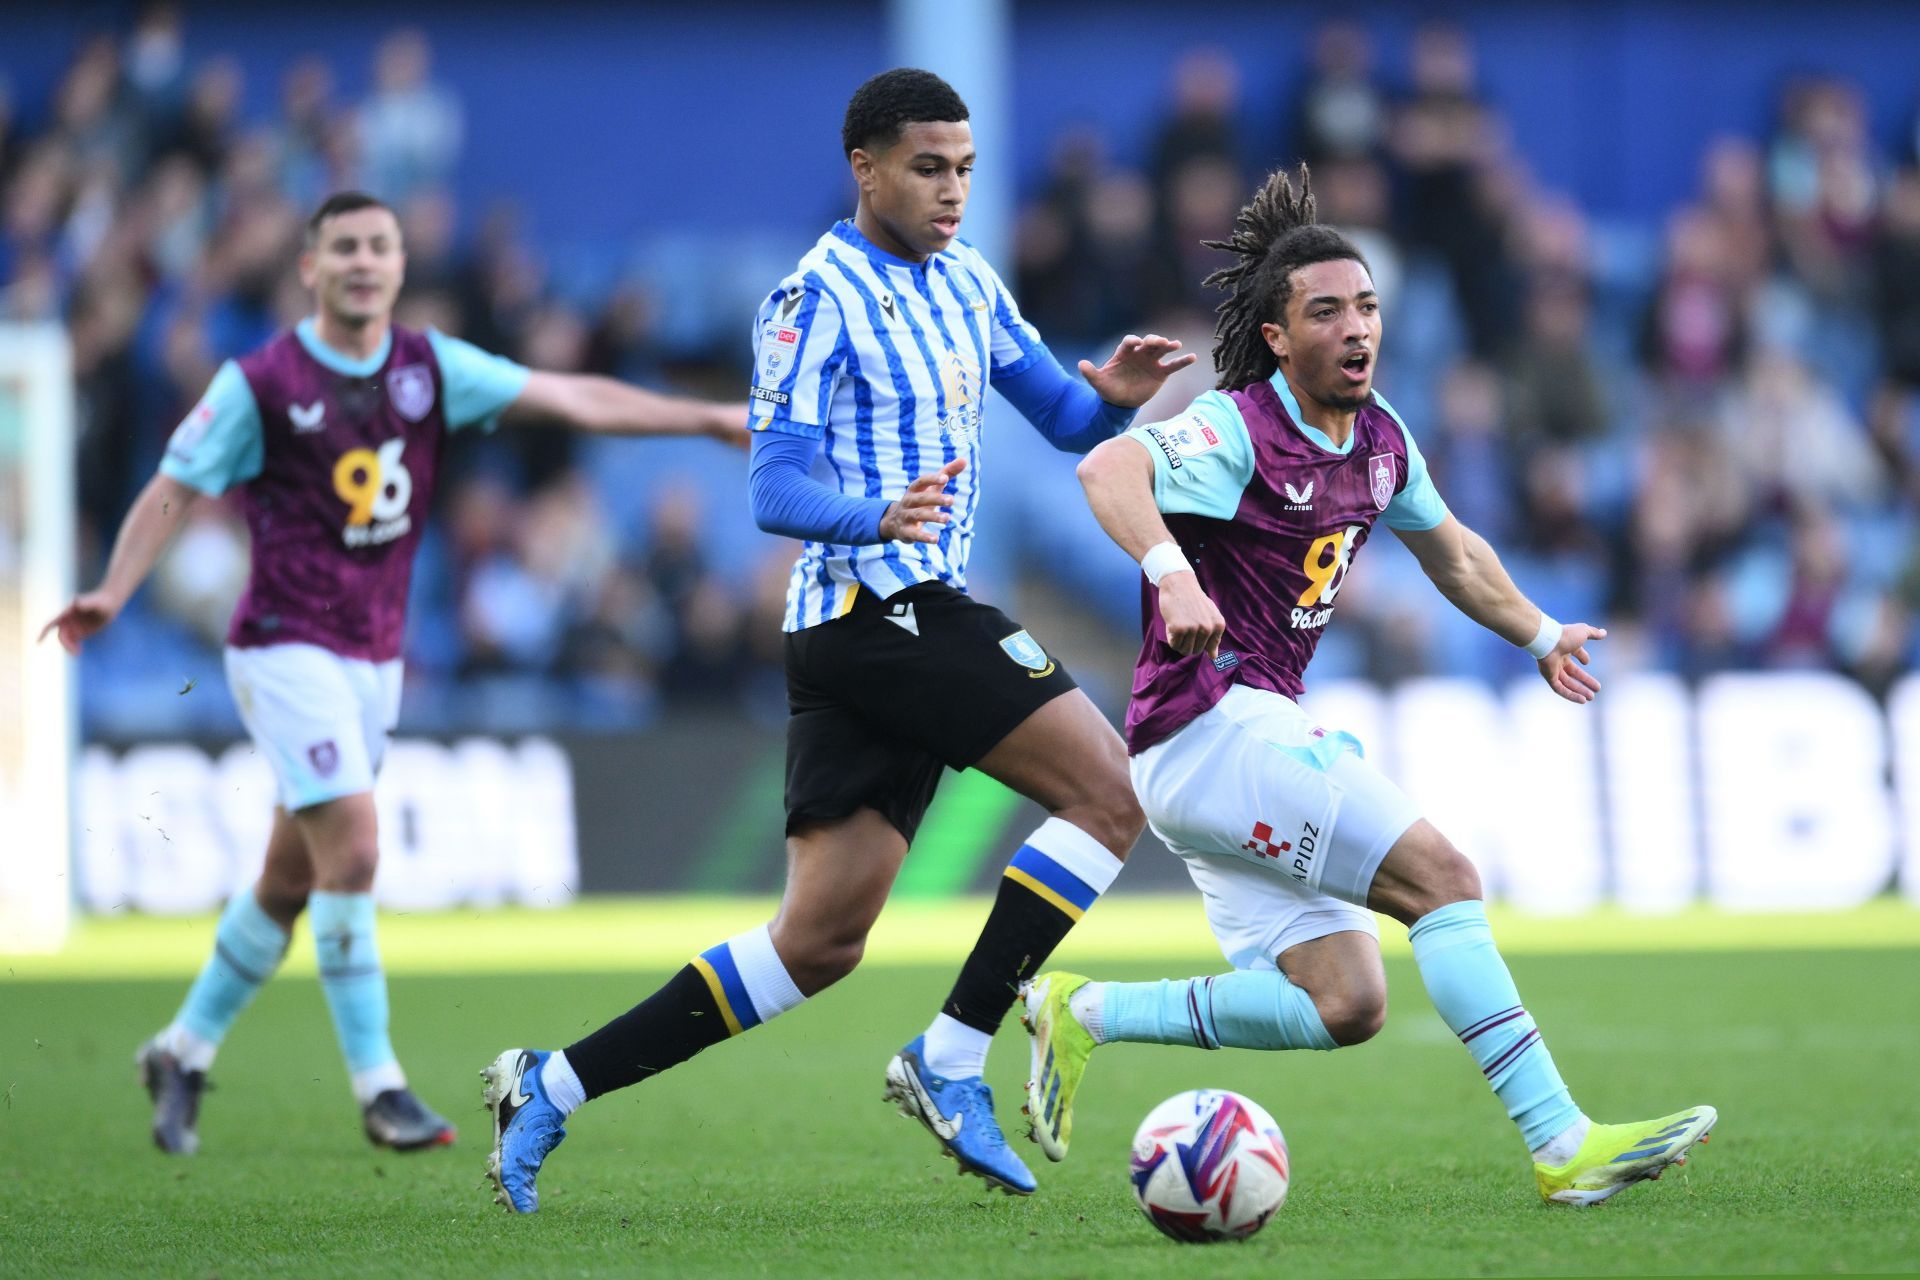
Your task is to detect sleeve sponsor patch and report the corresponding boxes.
[166,403,214,461]
[1143,424,1182,470]
[756,323,802,386]
[750,386,791,406]
[1165,413,1223,458]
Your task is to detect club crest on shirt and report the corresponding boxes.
[388,364,434,422]
[949,270,989,313]
[1369,453,1396,510]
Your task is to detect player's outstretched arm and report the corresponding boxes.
[505,371,751,448]
[1394,515,1606,705]
[1077,435,1225,657]
[40,473,203,654]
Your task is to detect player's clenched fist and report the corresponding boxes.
[1159,572,1226,659]
[879,458,966,544]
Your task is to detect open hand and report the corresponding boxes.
[879,459,966,544]
[1078,335,1199,409]
[40,591,122,655]
[1539,623,1606,704]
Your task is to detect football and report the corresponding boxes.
[1129,1088,1291,1243]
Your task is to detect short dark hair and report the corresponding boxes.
[306,191,395,245]
[842,68,969,157]
[1203,165,1370,389]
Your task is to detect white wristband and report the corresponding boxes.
[1141,541,1193,587]
[1523,612,1563,660]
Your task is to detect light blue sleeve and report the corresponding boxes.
[428,329,532,432]
[158,360,263,496]
[1125,391,1255,521]
[1374,391,1450,532]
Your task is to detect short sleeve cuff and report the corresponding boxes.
[158,454,228,497]
[753,413,825,441]
[991,345,1045,380]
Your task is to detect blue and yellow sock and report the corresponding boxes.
[1408,899,1583,1150]
[1097,970,1338,1051]
[928,818,1126,1077]
[166,889,290,1071]
[559,923,803,1111]
[309,891,403,1104]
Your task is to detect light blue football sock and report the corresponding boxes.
[172,889,290,1065]
[1408,899,1583,1150]
[310,891,401,1102]
[1100,971,1338,1051]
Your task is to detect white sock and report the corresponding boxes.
[1531,1115,1592,1165]
[921,1012,991,1079]
[541,1050,586,1116]
[160,1022,219,1074]
[351,1060,406,1107]
[1068,981,1108,1044]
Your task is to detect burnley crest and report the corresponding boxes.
[388,364,435,422]
[1369,453,1395,510]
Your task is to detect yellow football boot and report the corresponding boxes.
[1535,1106,1717,1205]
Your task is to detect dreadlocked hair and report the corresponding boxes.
[1203,164,1369,390]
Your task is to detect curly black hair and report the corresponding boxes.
[305,191,394,244]
[842,68,969,157]
[1203,165,1369,389]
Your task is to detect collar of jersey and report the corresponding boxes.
[1268,369,1354,456]
[831,219,931,271]
[296,316,393,377]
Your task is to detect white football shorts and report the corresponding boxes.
[1129,684,1422,971]
[224,643,403,811]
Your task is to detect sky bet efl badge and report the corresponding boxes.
[759,324,800,385]
[1370,453,1395,510]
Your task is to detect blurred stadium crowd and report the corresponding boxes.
[7,11,1919,737]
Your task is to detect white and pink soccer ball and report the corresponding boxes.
[1130,1088,1290,1243]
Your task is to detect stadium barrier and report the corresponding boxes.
[67,670,1920,916]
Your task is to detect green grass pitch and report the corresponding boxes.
[2,905,1916,1277]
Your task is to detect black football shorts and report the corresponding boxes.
[782,580,1079,842]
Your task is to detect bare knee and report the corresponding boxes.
[313,841,379,893]
[1409,847,1483,920]
[769,922,867,996]
[252,880,310,929]
[1370,821,1485,926]
[1315,985,1387,1046]
[1057,768,1146,860]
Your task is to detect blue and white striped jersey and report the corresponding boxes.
[750,219,1046,631]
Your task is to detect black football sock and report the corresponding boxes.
[939,821,1125,1034]
[940,873,1084,1033]
[563,965,732,1100]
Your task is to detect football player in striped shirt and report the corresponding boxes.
[1020,166,1715,1206]
[483,68,1194,1209]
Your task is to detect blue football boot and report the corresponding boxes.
[883,1036,1036,1195]
[480,1048,567,1213]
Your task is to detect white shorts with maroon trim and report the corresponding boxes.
[224,643,402,812]
[1129,684,1421,970]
